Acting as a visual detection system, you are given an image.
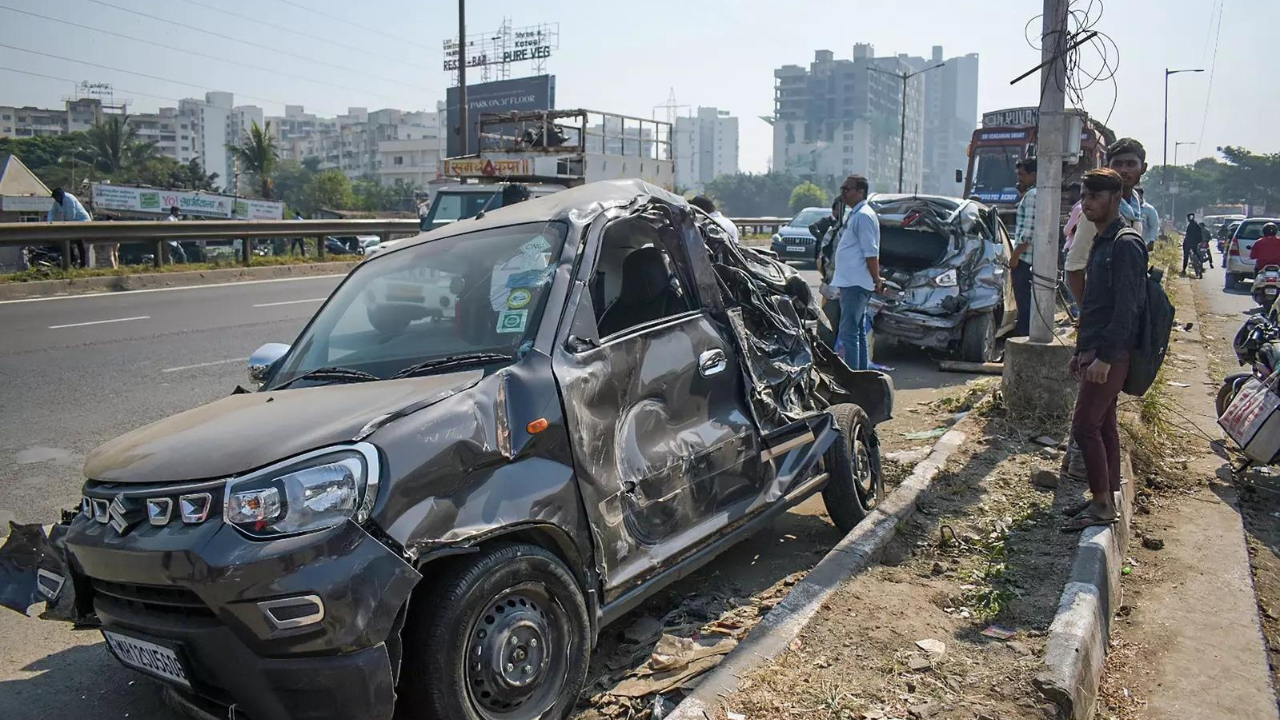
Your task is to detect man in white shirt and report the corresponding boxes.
[689,196,740,244]
[831,175,882,370]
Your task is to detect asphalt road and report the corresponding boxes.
[0,270,973,719]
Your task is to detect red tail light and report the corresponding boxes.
[1229,241,1240,256]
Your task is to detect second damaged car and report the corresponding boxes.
[862,194,1017,363]
[4,180,892,720]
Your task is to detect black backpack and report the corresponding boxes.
[1114,228,1175,396]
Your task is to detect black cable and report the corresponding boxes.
[0,41,310,110]
[168,0,431,69]
[0,65,182,103]
[266,0,430,50]
[81,0,434,93]
[0,5,409,102]
[1197,0,1225,151]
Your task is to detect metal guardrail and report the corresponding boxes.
[0,219,422,269]
[728,217,789,236]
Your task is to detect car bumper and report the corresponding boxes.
[770,239,816,261]
[1226,258,1256,276]
[873,307,964,349]
[64,515,421,720]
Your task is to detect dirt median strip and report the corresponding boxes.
[666,416,974,720]
[1033,457,1135,720]
[0,261,358,301]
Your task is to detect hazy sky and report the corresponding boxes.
[1,0,1274,174]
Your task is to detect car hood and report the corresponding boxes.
[776,226,813,238]
[84,371,484,484]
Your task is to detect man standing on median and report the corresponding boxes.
[1010,158,1037,337]
[831,175,881,371]
[1062,168,1147,532]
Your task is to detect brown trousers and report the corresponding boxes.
[1070,351,1130,498]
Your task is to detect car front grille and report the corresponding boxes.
[91,578,216,619]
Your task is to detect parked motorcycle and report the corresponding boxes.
[1252,265,1280,310]
[1217,315,1280,416]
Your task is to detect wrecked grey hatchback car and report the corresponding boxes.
[860,195,1016,363]
[1,180,892,720]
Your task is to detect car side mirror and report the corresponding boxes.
[248,343,290,386]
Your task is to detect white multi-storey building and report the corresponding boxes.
[674,107,739,192]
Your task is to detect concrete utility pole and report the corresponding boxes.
[458,0,468,156]
[1028,0,1068,344]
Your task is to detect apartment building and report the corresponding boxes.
[674,106,739,192]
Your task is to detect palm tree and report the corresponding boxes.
[83,115,159,175]
[228,120,280,198]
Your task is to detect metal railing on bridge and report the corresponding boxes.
[0,219,423,270]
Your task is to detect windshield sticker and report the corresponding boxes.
[521,235,553,256]
[496,309,529,334]
[506,288,533,309]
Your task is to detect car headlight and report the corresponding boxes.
[933,269,958,287]
[224,444,379,538]
[772,234,782,244]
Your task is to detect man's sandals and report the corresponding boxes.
[1060,509,1118,532]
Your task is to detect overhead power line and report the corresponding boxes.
[1197,0,1225,152]
[81,0,435,93]
[1,5,411,103]
[168,0,431,70]
[0,41,348,113]
[266,0,431,50]
[0,65,183,104]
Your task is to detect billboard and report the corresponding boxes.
[90,184,284,220]
[446,75,555,158]
[443,23,559,71]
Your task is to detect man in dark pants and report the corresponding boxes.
[1062,168,1146,532]
[1182,213,1203,276]
[1010,158,1038,337]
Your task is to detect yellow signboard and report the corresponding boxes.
[442,157,534,178]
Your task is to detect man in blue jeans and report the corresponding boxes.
[831,175,882,370]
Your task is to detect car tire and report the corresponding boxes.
[398,544,591,720]
[1217,371,1254,417]
[959,312,998,363]
[821,403,884,533]
[1226,273,1239,290]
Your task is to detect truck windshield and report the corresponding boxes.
[270,221,567,389]
[970,146,1023,203]
[421,191,501,230]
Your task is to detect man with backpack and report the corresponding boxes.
[1062,168,1151,532]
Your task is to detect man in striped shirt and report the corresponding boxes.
[1010,158,1037,337]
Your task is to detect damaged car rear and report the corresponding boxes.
[1,180,892,720]
[867,194,1016,363]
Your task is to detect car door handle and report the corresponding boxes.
[699,349,728,377]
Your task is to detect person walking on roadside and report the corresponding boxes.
[165,206,188,264]
[1010,158,1037,337]
[47,187,92,268]
[689,195,741,244]
[1061,168,1147,532]
[290,213,307,256]
[1201,221,1214,269]
[1182,213,1204,277]
[831,174,882,371]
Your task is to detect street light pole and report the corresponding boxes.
[1163,67,1204,206]
[458,0,468,156]
[1172,141,1196,221]
[870,62,946,193]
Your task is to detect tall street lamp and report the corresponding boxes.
[1163,68,1203,190]
[1171,140,1197,220]
[870,62,946,193]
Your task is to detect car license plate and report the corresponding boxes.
[1267,289,1277,295]
[787,246,806,253]
[102,629,192,688]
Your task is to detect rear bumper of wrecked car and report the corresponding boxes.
[62,515,420,720]
[873,307,964,347]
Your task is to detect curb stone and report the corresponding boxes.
[666,412,976,720]
[0,261,358,301]
[1033,458,1135,720]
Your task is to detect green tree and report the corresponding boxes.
[83,115,159,174]
[130,156,220,191]
[703,172,802,217]
[304,170,355,212]
[270,158,318,211]
[789,182,829,213]
[227,120,280,198]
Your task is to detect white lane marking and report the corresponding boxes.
[161,357,249,373]
[0,274,345,305]
[253,297,326,308]
[48,315,150,329]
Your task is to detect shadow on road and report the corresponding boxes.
[0,638,176,719]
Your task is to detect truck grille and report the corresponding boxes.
[91,579,215,619]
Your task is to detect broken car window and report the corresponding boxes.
[593,216,695,338]
[270,222,567,388]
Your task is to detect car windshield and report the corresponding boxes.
[969,146,1022,202]
[788,209,828,227]
[421,191,501,229]
[269,221,567,389]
